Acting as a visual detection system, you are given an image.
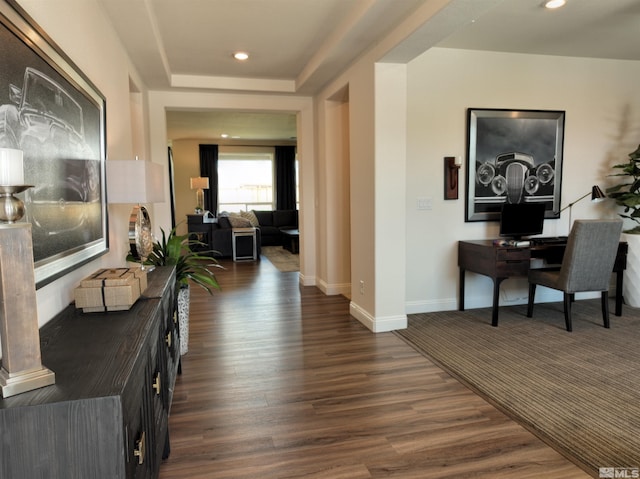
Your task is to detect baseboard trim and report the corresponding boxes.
[317,278,351,296]
[405,298,457,315]
[299,272,315,286]
[349,302,407,332]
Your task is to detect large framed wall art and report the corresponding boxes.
[0,0,108,287]
[465,108,565,222]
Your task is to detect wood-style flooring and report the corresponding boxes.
[159,257,589,479]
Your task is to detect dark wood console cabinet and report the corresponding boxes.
[0,266,180,479]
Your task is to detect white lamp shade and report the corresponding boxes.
[107,160,165,204]
[190,177,209,190]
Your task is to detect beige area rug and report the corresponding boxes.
[261,246,299,272]
[394,300,640,477]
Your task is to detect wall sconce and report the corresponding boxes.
[0,148,55,397]
[444,156,462,200]
[107,159,165,269]
[190,176,209,213]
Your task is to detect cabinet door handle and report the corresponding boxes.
[152,372,161,396]
[134,431,145,465]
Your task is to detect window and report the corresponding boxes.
[218,152,273,212]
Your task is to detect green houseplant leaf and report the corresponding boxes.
[607,144,640,234]
[127,225,223,294]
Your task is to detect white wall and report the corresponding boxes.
[313,1,475,332]
[315,91,351,297]
[316,58,408,332]
[17,0,148,326]
[405,48,640,313]
[373,62,408,330]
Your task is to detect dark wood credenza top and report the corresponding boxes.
[0,266,174,409]
[0,266,178,479]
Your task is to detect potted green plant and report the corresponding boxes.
[607,143,640,306]
[129,225,222,354]
[607,144,640,233]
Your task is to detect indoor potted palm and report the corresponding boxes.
[129,226,222,354]
[607,143,640,306]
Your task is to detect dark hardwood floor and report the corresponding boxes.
[159,257,589,479]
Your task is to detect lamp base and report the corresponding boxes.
[128,205,154,271]
[0,223,55,398]
[196,188,204,211]
[0,366,55,398]
[0,185,33,223]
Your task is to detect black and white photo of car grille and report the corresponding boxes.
[505,162,525,203]
[475,151,556,206]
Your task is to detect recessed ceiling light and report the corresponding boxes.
[221,134,228,138]
[544,0,566,9]
[233,51,249,61]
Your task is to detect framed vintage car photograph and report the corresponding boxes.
[465,108,565,222]
[0,0,107,287]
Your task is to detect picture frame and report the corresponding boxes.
[465,108,565,222]
[0,1,108,288]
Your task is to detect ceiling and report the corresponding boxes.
[98,0,640,142]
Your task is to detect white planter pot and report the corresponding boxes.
[177,285,190,355]
[622,233,640,308]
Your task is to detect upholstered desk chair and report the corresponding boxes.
[527,219,623,331]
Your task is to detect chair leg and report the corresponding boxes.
[527,283,536,317]
[601,291,610,328]
[563,292,572,332]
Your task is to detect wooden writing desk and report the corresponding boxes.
[458,239,628,326]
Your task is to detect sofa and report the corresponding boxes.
[204,209,298,258]
[252,210,298,246]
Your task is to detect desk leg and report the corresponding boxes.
[616,270,623,316]
[459,268,465,311]
[492,278,506,327]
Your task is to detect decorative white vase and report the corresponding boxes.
[622,233,640,308]
[177,285,190,355]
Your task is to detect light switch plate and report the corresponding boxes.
[417,197,432,210]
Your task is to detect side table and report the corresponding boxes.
[232,227,257,261]
[281,229,300,254]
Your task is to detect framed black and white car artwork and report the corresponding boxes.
[0,0,107,287]
[465,108,565,222]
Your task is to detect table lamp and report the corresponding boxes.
[107,159,165,269]
[190,177,209,213]
[560,185,606,231]
[0,147,56,397]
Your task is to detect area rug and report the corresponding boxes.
[261,246,299,272]
[394,300,640,477]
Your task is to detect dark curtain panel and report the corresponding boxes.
[167,146,176,228]
[275,146,297,210]
[199,144,218,214]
